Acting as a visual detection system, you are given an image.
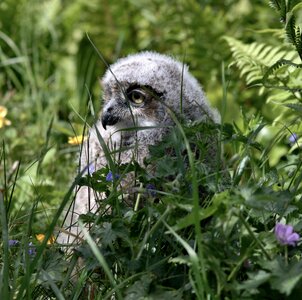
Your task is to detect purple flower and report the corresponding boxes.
[274,223,300,246]
[28,242,37,256]
[289,133,298,144]
[8,239,19,247]
[146,183,157,197]
[88,163,95,174]
[106,171,120,182]
[243,259,252,269]
[8,240,37,256]
[82,163,95,175]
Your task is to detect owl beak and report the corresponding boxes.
[101,112,119,130]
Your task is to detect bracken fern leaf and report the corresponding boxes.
[262,59,302,92]
[224,36,299,85]
[225,36,302,106]
[269,0,281,11]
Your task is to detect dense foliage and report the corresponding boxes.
[1,0,302,299]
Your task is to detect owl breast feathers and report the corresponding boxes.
[58,51,221,244]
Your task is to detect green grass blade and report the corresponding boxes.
[40,270,65,300]
[79,220,123,300]
[16,171,84,298]
[163,220,205,300]
[0,191,10,299]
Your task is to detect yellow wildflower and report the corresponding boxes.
[36,233,55,245]
[68,135,87,145]
[0,106,11,128]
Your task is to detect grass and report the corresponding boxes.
[2,108,302,298]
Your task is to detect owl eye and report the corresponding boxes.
[128,89,146,105]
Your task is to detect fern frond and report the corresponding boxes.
[266,91,296,104]
[280,0,287,22]
[224,37,299,84]
[284,2,302,61]
[297,26,302,58]
[262,59,302,91]
[269,0,281,11]
[285,14,297,46]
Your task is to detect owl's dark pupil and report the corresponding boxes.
[133,92,140,99]
[129,89,145,104]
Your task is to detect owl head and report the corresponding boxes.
[100,52,220,134]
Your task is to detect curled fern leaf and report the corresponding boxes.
[225,37,302,105]
[224,37,299,85]
[262,58,302,92]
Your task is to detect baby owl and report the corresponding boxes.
[58,51,220,245]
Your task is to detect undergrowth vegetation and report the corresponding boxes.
[1,0,302,299]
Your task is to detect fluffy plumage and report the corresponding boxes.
[58,51,220,244]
